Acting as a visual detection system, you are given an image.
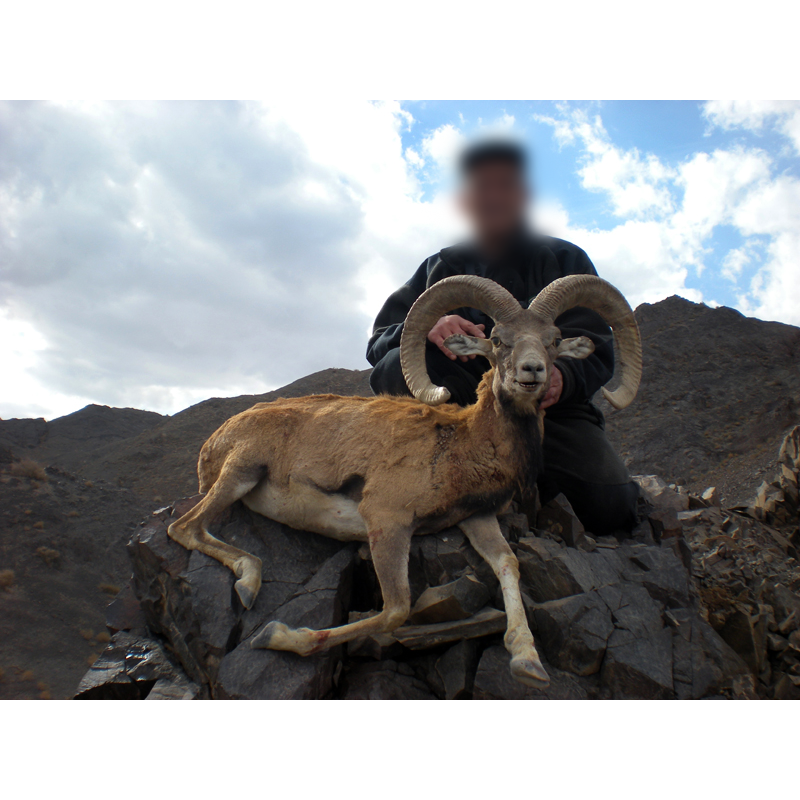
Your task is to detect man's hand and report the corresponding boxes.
[428,315,486,362]
[540,366,563,410]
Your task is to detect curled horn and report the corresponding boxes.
[400,276,522,405]
[529,274,642,409]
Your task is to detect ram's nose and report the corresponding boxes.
[516,359,546,383]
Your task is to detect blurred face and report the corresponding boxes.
[459,160,528,246]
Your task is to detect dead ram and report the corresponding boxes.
[167,273,642,687]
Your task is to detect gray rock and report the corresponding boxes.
[394,607,506,650]
[533,592,614,676]
[600,582,674,699]
[517,536,626,603]
[219,546,355,700]
[670,609,750,699]
[408,573,491,624]
[341,660,437,700]
[128,498,354,698]
[473,646,598,699]
[537,493,586,546]
[435,640,479,699]
[602,626,674,699]
[75,631,199,700]
[718,605,769,675]
[627,546,691,607]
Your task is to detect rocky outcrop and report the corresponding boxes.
[77,488,767,700]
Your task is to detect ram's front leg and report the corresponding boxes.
[458,513,550,688]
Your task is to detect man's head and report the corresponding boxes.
[458,139,529,250]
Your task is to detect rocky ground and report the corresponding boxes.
[74,425,800,700]
[2,296,799,700]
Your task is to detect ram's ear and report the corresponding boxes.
[444,334,494,359]
[556,336,595,360]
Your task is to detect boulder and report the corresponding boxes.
[536,493,586,547]
[600,583,674,699]
[533,592,614,676]
[670,609,750,699]
[127,498,354,698]
[75,631,199,700]
[473,646,598,699]
[408,573,491,624]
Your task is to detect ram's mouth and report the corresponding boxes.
[514,380,541,392]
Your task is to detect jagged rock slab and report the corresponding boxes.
[537,493,586,547]
[670,609,750,699]
[75,631,199,700]
[435,640,479,699]
[127,497,354,699]
[533,592,614,676]
[394,607,506,650]
[473,646,599,699]
[408,573,491,624]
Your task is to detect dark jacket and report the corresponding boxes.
[366,233,614,409]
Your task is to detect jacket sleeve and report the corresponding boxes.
[366,259,431,366]
[552,246,615,405]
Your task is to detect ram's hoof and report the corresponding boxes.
[251,620,290,650]
[510,653,551,688]
[234,578,258,610]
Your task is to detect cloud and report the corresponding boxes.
[534,105,800,324]
[0,101,463,419]
[2,101,799,421]
[703,100,800,154]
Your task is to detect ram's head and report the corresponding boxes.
[400,274,642,415]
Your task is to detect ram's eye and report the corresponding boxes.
[490,336,501,346]
[554,337,563,347]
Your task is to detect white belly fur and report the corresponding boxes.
[242,478,368,542]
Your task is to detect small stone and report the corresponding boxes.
[408,572,491,624]
[701,487,720,506]
[633,475,689,512]
[648,509,683,541]
[537,493,586,547]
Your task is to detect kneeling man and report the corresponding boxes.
[366,140,638,536]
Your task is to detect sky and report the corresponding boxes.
[1,99,799,421]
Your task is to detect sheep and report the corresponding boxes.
[167,273,642,688]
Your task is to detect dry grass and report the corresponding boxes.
[84,480,93,489]
[8,459,48,481]
[86,654,98,667]
[21,670,34,681]
[66,510,80,518]
[79,629,94,640]
[36,547,60,568]
[0,569,15,591]
[95,631,111,644]
[33,521,44,530]
[98,582,121,596]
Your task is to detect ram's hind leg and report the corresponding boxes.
[458,513,550,688]
[252,522,412,656]
[167,461,265,609]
